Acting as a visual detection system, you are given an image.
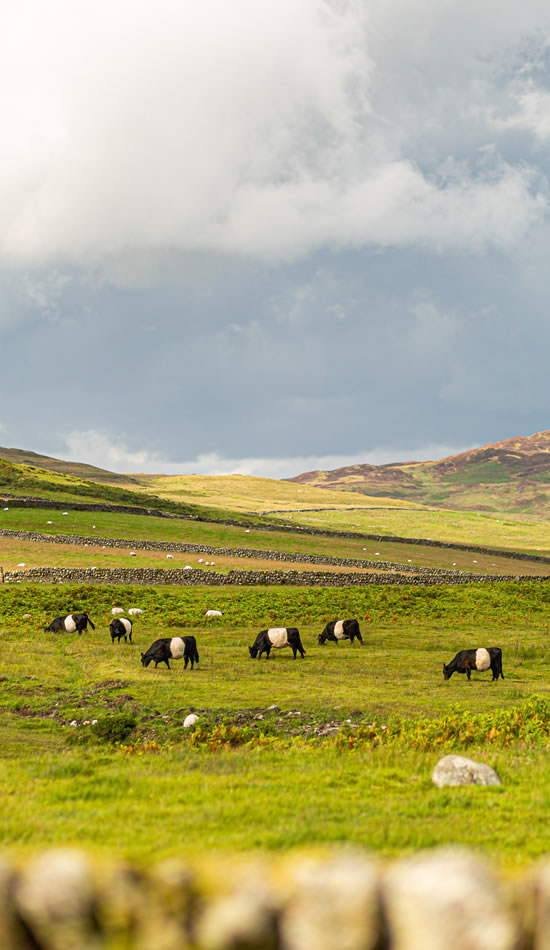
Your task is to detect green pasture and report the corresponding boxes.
[2,582,550,863]
[1,504,549,575]
[288,505,550,558]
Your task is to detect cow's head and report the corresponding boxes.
[318,633,326,645]
[248,645,258,659]
[141,652,151,668]
[442,663,452,680]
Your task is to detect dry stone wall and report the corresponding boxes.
[4,565,548,586]
[0,846,547,949]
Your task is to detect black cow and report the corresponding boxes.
[318,619,363,646]
[248,627,305,660]
[141,636,199,670]
[44,613,95,635]
[110,617,133,644]
[443,647,503,682]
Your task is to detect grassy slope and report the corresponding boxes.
[0,446,140,485]
[2,506,550,575]
[133,472,415,512]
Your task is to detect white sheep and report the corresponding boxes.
[111,607,125,616]
[205,609,223,617]
[128,608,144,616]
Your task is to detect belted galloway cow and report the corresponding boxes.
[443,647,503,682]
[318,619,363,645]
[141,636,199,670]
[44,613,95,635]
[249,627,305,660]
[110,618,133,644]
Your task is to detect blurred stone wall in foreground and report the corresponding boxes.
[0,847,549,949]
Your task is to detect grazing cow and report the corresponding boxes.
[141,636,199,670]
[318,619,363,646]
[443,647,504,682]
[109,617,133,644]
[249,627,305,660]
[44,613,95,635]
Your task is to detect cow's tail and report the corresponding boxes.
[87,615,96,630]
[194,646,200,664]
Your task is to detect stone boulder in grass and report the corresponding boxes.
[432,754,502,788]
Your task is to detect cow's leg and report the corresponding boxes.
[184,655,189,669]
[466,668,471,680]
[356,633,364,645]
[164,659,171,669]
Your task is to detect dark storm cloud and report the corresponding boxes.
[2,2,550,475]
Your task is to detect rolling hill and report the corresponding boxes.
[0,446,138,485]
[289,429,550,516]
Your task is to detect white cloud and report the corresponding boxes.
[492,85,550,143]
[1,1,549,277]
[61,429,471,479]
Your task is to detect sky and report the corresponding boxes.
[2,0,550,478]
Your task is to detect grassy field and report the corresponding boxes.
[287,505,550,557]
[0,536,370,575]
[2,505,550,576]
[2,582,550,864]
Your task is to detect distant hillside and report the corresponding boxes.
[0,447,138,485]
[290,430,550,516]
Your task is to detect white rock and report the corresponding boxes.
[69,720,78,727]
[183,714,199,728]
[3,507,8,511]
[47,521,53,524]
[432,755,502,788]
[17,563,26,568]
[22,614,32,619]
[62,512,68,515]
[166,554,174,559]
[129,552,136,556]
[184,565,192,570]
[198,558,204,563]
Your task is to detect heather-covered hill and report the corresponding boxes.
[290,430,550,516]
